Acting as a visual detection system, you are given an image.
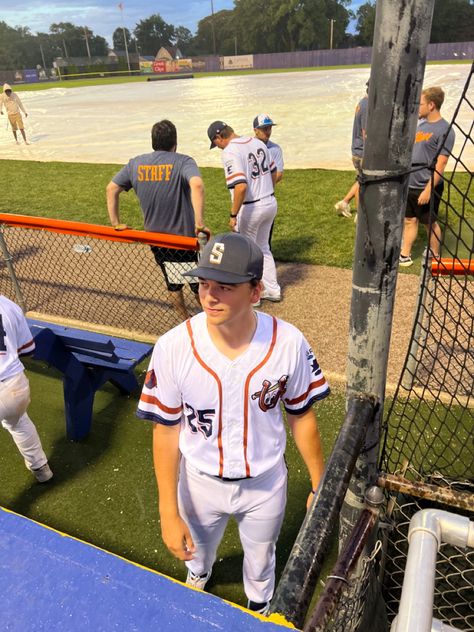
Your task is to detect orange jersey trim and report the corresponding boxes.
[285,377,327,406]
[139,393,183,415]
[18,339,34,353]
[243,316,278,477]
[186,320,225,477]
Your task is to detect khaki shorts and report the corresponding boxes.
[8,113,24,131]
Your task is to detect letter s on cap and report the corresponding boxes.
[210,243,225,265]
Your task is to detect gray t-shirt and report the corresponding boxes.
[351,96,368,157]
[409,118,455,189]
[113,150,201,236]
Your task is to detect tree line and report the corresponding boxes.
[1,0,472,70]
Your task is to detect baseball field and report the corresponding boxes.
[0,64,472,610]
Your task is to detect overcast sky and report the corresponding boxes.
[1,1,365,45]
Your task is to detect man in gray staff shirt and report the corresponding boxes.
[106,119,207,313]
[399,87,455,267]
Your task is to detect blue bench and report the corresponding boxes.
[27,319,153,441]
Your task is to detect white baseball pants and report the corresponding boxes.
[237,197,280,296]
[178,458,287,603]
[0,371,48,471]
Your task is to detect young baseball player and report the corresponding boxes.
[253,113,284,183]
[137,233,330,615]
[0,295,52,483]
[253,113,283,250]
[207,120,281,303]
[0,83,29,145]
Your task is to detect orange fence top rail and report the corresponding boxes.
[0,214,198,251]
[431,258,474,276]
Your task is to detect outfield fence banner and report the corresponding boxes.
[221,55,254,70]
[0,215,201,340]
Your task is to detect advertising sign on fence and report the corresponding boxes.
[221,55,254,70]
[139,60,153,74]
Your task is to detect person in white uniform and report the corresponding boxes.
[207,120,281,302]
[137,233,329,615]
[0,295,53,483]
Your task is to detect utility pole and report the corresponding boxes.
[234,35,237,56]
[210,0,217,55]
[39,43,47,69]
[329,18,336,50]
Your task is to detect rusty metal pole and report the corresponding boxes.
[339,0,436,546]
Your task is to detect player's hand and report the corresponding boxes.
[195,226,211,239]
[418,189,430,205]
[113,223,129,231]
[229,218,237,230]
[161,514,196,561]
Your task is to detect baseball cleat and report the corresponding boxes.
[261,292,281,302]
[186,569,212,590]
[247,600,270,616]
[399,254,413,267]
[32,462,53,483]
[334,200,352,218]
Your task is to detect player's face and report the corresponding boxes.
[198,279,260,326]
[255,125,272,143]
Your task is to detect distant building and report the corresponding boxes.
[155,46,183,61]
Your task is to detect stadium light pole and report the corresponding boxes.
[83,27,92,61]
[210,0,217,56]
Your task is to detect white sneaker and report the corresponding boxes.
[334,200,352,218]
[186,569,212,590]
[247,600,270,616]
[32,462,53,483]
[261,292,281,303]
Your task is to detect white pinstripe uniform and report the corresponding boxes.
[222,137,280,296]
[0,295,48,472]
[137,310,329,603]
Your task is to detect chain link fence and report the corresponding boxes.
[0,215,201,339]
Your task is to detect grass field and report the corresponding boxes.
[1,160,470,273]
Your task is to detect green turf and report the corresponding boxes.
[0,360,345,607]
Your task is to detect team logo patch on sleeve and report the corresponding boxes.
[306,347,322,376]
[251,375,288,411]
[145,369,157,389]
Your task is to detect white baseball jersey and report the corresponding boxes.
[137,311,329,479]
[0,295,35,381]
[267,140,284,174]
[222,137,276,204]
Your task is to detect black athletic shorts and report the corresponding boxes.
[405,183,444,225]
[150,246,198,293]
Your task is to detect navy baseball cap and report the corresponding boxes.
[253,113,276,128]
[207,120,228,149]
[184,233,263,284]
